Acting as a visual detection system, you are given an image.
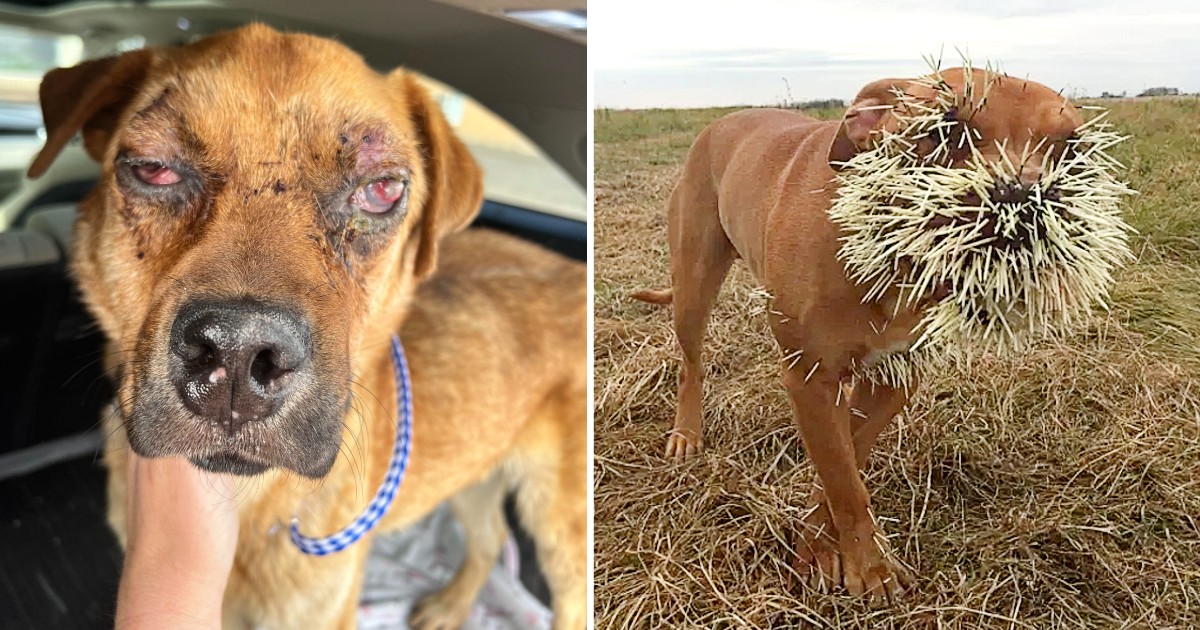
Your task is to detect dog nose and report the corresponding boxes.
[170,301,311,428]
[990,181,1031,205]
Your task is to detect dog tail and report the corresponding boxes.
[630,288,673,305]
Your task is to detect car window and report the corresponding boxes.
[416,74,585,222]
[0,25,81,207]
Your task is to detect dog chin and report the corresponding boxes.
[189,447,339,478]
[191,451,272,476]
[126,380,347,478]
[126,418,341,479]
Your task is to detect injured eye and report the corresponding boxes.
[116,155,201,198]
[129,160,182,186]
[351,177,407,214]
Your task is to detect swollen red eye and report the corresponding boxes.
[133,162,181,186]
[356,178,405,214]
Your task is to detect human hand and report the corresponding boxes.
[115,453,241,629]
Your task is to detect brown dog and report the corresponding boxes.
[633,69,1083,598]
[27,25,586,628]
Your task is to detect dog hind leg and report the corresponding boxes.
[663,174,734,459]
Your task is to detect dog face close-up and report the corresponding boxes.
[28,24,481,478]
[828,67,1132,352]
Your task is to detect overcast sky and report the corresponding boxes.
[593,0,1200,108]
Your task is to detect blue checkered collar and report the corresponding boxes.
[289,335,414,555]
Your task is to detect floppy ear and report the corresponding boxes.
[827,77,911,168]
[27,49,155,179]
[391,71,483,281]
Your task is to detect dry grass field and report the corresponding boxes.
[593,99,1200,629]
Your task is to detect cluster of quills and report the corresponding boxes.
[827,61,1136,388]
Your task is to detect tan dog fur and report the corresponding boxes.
[29,25,586,628]
[633,69,1083,598]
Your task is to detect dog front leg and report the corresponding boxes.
[783,363,905,599]
[796,379,917,594]
[849,379,917,467]
[221,535,369,630]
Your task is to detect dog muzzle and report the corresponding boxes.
[828,66,1136,386]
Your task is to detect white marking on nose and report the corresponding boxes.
[209,367,227,383]
[231,411,239,420]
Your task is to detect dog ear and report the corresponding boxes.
[27,49,155,179]
[827,77,911,168]
[391,71,483,281]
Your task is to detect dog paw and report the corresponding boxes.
[793,514,914,601]
[841,540,914,602]
[793,507,841,592]
[664,430,702,459]
[410,591,472,630]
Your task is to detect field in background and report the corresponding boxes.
[593,99,1200,629]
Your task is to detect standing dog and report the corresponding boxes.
[28,24,586,628]
[633,69,1084,598]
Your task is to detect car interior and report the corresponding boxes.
[0,1,585,626]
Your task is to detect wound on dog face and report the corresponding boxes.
[320,123,413,269]
[111,74,415,284]
[112,89,220,253]
[359,133,386,168]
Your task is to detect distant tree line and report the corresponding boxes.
[777,87,1192,107]
[775,98,846,110]
[788,98,846,110]
[1094,87,1188,98]
[1137,86,1181,97]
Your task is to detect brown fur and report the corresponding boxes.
[633,69,1083,599]
[29,24,586,628]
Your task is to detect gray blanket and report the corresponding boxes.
[359,504,551,629]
